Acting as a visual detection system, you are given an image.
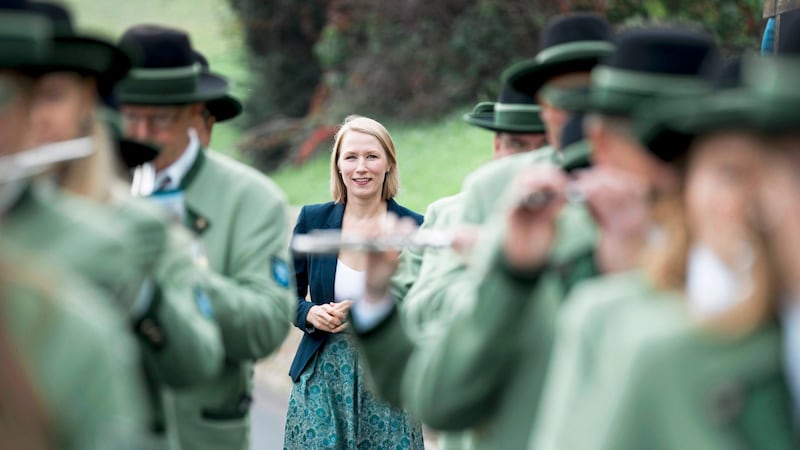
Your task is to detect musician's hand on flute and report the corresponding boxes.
[503,166,568,272]
[364,213,419,303]
[576,167,650,273]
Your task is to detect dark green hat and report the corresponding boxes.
[0,1,52,70]
[565,28,719,117]
[116,25,231,105]
[463,84,545,133]
[502,13,615,98]
[636,58,764,162]
[193,50,242,122]
[28,2,130,94]
[558,114,592,172]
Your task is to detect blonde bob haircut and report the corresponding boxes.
[330,115,399,204]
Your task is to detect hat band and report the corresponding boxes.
[494,103,543,128]
[120,63,200,97]
[592,66,709,96]
[535,41,615,64]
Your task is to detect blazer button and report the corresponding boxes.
[195,217,208,231]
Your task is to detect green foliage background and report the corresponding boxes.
[62,0,767,212]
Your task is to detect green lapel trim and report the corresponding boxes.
[180,146,206,190]
[180,148,211,235]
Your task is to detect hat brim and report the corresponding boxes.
[206,93,242,122]
[560,89,648,117]
[30,36,131,90]
[504,43,614,98]
[561,140,592,173]
[118,71,230,105]
[637,91,764,162]
[463,111,546,133]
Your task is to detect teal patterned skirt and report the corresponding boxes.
[283,333,424,449]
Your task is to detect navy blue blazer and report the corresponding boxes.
[289,199,424,381]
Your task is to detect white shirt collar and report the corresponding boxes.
[155,128,200,191]
[685,243,748,319]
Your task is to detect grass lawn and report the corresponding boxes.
[270,111,494,213]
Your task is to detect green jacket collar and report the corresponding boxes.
[180,148,211,235]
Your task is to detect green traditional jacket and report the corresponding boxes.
[532,271,796,450]
[397,202,597,450]
[460,147,556,225]
[395,193,469,334]
[532,272,688,449]
[0,183,224,449]
[2,245,148,450]
[360,193,469,408]
[356,145,596,450]
[169,149,295,450]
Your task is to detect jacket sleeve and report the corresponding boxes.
[353,308,416,406]
[389,203,436,302]
[138,226,225,388]
[199,184,295,361]
[399,224,549,430]
[291,206,315,332]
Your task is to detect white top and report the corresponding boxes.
[334,259,366,303]
[154,128,200,191]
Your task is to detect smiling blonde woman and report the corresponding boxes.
[285,115,424,449]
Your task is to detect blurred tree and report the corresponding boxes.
[226,0,328,126]
[227,0,764,162]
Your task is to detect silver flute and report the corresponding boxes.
[291,229,455,255]
[517,182,585,212]
[0,137,95,184]
[291,185,586,255]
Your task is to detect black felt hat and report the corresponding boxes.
[28,2,131,94]
[193,50,241,122]
[463,82,544,133]
[0,0,53,69]
[565,28,719,117]
[116,25,231,105]
[636,57,765,162]
[502,13,615,98]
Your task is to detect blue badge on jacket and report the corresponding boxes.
[272,256,290,288]
[193,286,214,318]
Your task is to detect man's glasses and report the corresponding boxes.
[122,108,182,131]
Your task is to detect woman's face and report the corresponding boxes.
[28,72,96,146]
[685,131,765,264]
[337,130,390,202]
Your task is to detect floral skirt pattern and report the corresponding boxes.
[284,333,424,450]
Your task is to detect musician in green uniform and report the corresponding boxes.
[530,54,798,450]
[0,3,148,448]
[357,25,727,450]
[117,25,295,450]
[350,13,613,450]
[384,81,548,338]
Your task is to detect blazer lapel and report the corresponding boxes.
[318,203,345,304]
